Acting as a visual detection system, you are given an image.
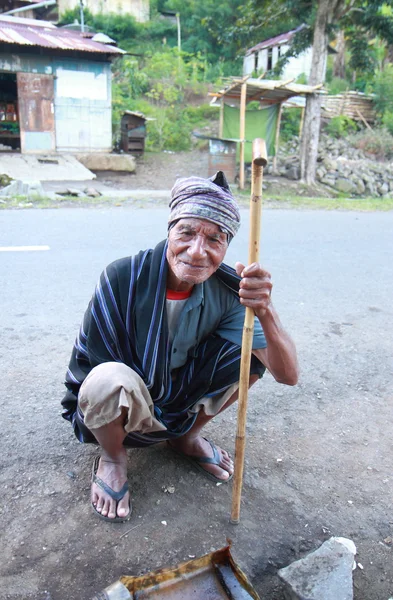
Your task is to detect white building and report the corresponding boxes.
[58,0,150,23]
[243,26,312,82]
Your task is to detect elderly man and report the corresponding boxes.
[62,172,298,523]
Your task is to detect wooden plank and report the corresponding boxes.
[356,109,373,130]
[17,72,55,153]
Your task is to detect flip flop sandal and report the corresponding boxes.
[167,438,233,483]
[91,456,132,523]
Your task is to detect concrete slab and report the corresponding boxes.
[0,153,95,181]
[41,179,170,200]
[76,153,136,172]
[278,537,356,600]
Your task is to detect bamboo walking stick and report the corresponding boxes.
[230,138,267,524]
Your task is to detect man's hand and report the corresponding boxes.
[235,261,299,386]
[235,261,272,317]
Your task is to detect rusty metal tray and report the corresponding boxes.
[93,545,260,600]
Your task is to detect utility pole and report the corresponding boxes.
[176,12,181,70]
[79,0,85,33]
[176,13,181,53]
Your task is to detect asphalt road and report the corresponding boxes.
[1,207,393,600]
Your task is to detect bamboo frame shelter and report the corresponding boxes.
[210,76,325,188]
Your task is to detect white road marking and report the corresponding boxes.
[0,245,50,252]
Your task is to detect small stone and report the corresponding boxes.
[161,520,167,526]
[84,187,101,198]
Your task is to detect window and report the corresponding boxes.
[267,48,273,71]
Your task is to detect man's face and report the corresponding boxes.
[166,218,229,291]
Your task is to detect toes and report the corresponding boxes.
[101,498,110,517]
[107,499,117,520]
[117,496,130,518]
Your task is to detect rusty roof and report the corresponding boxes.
[245,25,306,56]
[0,15,126,55]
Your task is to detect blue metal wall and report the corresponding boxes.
[53,59,112,152]
[0,53,112,152]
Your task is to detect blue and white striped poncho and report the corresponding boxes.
[62,240,265,446]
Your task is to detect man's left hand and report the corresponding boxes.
[235,262,272,316]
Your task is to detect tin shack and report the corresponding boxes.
[0,14,125,154]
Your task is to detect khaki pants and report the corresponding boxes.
[78,362,239,434]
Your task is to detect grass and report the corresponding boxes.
[1,193,393,211]
[235,190,393,211]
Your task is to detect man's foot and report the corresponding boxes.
[168,436,233,482]
[91,450,131,521]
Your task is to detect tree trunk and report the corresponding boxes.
[333,29,346,79]
[300,0,343,184]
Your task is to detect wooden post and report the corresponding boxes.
[299,106,305,139]
[239,82,247,190]
[272,102,283,173]
[230,138,267,525]
[219,98,224,138]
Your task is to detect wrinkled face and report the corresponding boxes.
[166,218,229,291]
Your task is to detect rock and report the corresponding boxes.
[286,165,300,180]
[278,537,356,600]
[335,178,356,194]
[0,179,45,198]
[365,181,377,196]
[316,167,327,180]
[84,187,101,198]
[378,182,389,195]
[323,158,338,171]
[76,153,136,173]
[321,175,337,188]
[67,188,85,197]
[355,179,365,194]
[0,173,13,188]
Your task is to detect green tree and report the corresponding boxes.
[233,0,393,184]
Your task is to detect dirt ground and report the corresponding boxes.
[1,151,393,600]
[93,148,326,200]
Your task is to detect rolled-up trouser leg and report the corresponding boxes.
[78,362,167,435]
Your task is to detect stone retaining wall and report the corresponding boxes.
[274,135,393,197]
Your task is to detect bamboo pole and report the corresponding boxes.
[219,99,224,139]
[230,138,267,525]
[239,82,247,190]
[272,102,283,173]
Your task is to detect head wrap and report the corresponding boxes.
[168,171,240,241]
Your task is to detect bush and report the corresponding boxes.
[184,104,218,125]
[382,110,393,136]
[280,108,302,142]
[328,77,349,95]
[348,128,393,161]
[325,115,357,138]
[373,65,393,119]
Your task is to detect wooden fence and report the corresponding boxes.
[321,91,376,125]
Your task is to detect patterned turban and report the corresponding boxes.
[168,171,240,240]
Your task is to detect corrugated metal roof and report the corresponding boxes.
[210,76,325,106]
[0,15,126,54]
[246,25,305,56]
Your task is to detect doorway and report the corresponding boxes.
[0,72,20,151]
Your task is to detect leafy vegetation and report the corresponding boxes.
[58,1,393,158]
[349,128,393,161]
[325,116,358,138]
